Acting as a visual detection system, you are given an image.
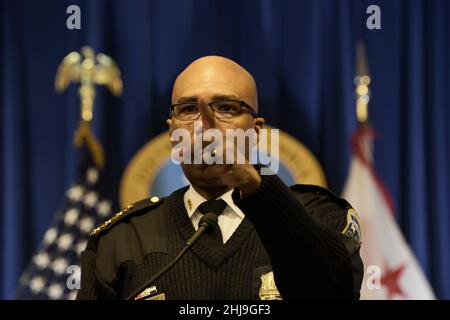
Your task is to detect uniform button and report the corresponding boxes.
[150,196,160,203]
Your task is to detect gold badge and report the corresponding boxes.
[259,272,282,300]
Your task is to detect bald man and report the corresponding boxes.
[77,56,363,300]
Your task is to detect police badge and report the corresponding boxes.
[259,272,282,300]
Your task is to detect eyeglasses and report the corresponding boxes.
[170,99,258,121]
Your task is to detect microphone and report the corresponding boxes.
[125,212,219,300]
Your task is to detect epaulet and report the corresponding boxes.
[290,184,361,244]
[290,184,351,210]
[89,196,164,238]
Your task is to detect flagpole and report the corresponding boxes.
[354,40,371,127]
[15,47,121,300]
[346,40,437,299]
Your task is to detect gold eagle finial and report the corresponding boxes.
[55,46,123,168]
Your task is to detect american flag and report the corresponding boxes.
[15,147,114,300]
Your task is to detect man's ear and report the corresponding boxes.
[167,118,175,146]
[253,117,265,135]
[167,118,173,134]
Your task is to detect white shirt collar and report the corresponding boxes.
[184,185,245,219]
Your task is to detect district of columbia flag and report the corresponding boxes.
[342,126,435,299]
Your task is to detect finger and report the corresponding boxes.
[203,163,232,177]
[223,138,251,165]
[198,97,216,130]
[220,164,254,188]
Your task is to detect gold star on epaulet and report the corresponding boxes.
[89,196,162,237]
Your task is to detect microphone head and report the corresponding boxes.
[198,212,218,232]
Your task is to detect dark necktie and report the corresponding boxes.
[197,199,227,249]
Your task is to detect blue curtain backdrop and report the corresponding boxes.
[1,0,449,299]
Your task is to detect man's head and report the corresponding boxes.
[168,56,265,189]
[171,55,259,114]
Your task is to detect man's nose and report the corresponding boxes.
[197,97,216,130]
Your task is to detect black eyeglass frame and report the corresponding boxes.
[169,99,258,120]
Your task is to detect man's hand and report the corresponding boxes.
[202,162,261,198]
[197,97,261,197]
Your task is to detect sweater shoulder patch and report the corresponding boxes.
[89,196,164,238]
[290,184,361,243]
[341,208,362,244]
[290,184,351,209]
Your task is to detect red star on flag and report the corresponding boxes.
[381,263,406,299]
